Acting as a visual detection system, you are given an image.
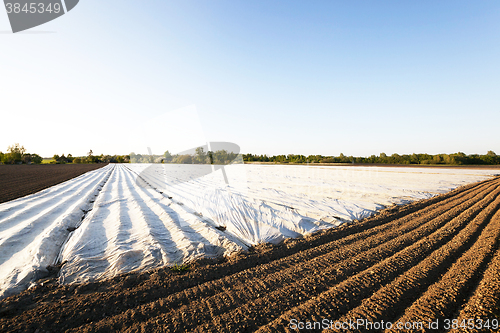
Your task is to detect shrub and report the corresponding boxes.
[31,154,43,164]
[177,154,192,164]
[22,153,32,164]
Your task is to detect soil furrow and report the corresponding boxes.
[385,208,500,333]
[454,247,500,333]
[190,183,500,329]
[255,182,500,332]
[330,191,500,332]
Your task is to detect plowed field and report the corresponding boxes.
[0,164,108,204]
[1,176,499,332]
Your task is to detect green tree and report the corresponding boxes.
[195,147,207,164]
[130,152,138,163]
[6,143,26,163]
[480,151,498,165]
[86,150,94,163]
[31,154,43,164]
[178,154,192,164]
[22,153,32,164]
[433,155,443,164]
[8,143,26,155]
[453,152,467,165]
[163,150,173,162]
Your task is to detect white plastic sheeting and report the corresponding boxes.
[0,163,496,298]
[58,164,247,285]
[126,164,497,245]
[0,165,113,299]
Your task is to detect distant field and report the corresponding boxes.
[0,164,108,204]
[41,158,54,164]
[245,161,500,169]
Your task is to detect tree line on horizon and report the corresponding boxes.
[0,144,130,164]
[52,152,130,164]
[130,147,241,165]
[2,143,498,166]
[0,143,43,164]
[243,151,500,165]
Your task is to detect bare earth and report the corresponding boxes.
[0,164,108,204]
[1,176,500,332]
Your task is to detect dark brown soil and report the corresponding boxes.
[0,164,108,204]
[0,177,499,333]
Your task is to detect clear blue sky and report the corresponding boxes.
[1,1,499,157]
